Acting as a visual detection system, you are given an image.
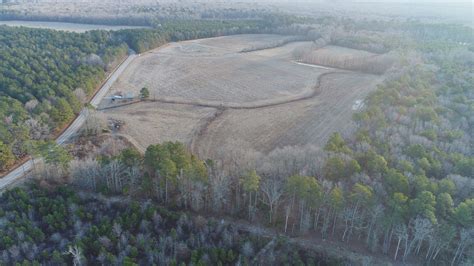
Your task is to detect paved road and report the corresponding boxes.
[0,54,137,191]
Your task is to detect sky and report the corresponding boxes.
[316,0,472,3]
[351,0,472,3]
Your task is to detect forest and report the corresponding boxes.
[0,1,275,27]
[0,26,127,171]
[0,185,343,265]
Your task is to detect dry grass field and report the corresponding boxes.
[196,72,383,158]
[99,34,384,159]
[98,102,215,150]
[295,45,394,74]
[103,35,324,107]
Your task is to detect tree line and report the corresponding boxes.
[0,2,279,27]
[117,18,296,53]
[0,185,341,265]
[59,134,471,265]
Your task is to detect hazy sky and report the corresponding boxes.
[280,0,473,5]
[351,0,471,3]
[285,0,469,3]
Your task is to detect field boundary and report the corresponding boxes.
[97,99,142,111]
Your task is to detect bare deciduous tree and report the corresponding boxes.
[66,245,84,266]
[403,218,433,261]
[83,112,105,136]
[209,172,231,212]
[103,159,126,193]
[451,228,474,266]
[25,118,49,140]
[70,158,101,191]
[260,177,284,224]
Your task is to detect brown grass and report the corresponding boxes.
[102,35,326,108]
[98,102,215,148]
[99,35,384,159]
[196,72,383,158]
[296,45,395,74]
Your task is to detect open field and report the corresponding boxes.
[196,72,383,157]
[102,35,324,107]
[193,34,300,53]
[99,34,383,159]
[0,20,150,32]
[98,102,215,149]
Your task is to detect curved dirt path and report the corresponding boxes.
[99,70,350,155]
[148,71,340,110]
[189,108,226,154]
[195,72,381,157]
[183,71,347,154]
[100,70,342,111]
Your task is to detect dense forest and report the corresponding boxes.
[118,18,288,53]
[0,26,127,171]
[0,186,342,265]
[0,1,275,26]
[0,17,290,172]
[62,129,471,266]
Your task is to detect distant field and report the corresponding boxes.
[99,34,383,158]
[0,20,150,32]
[296,45,394,74]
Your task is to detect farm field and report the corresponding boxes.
[0,20,150,32]
[196,72,383,158]
[99,34,384,159]
[102,35,323,107]
[99,102,215,151]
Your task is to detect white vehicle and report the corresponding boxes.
[103,95,123,101]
